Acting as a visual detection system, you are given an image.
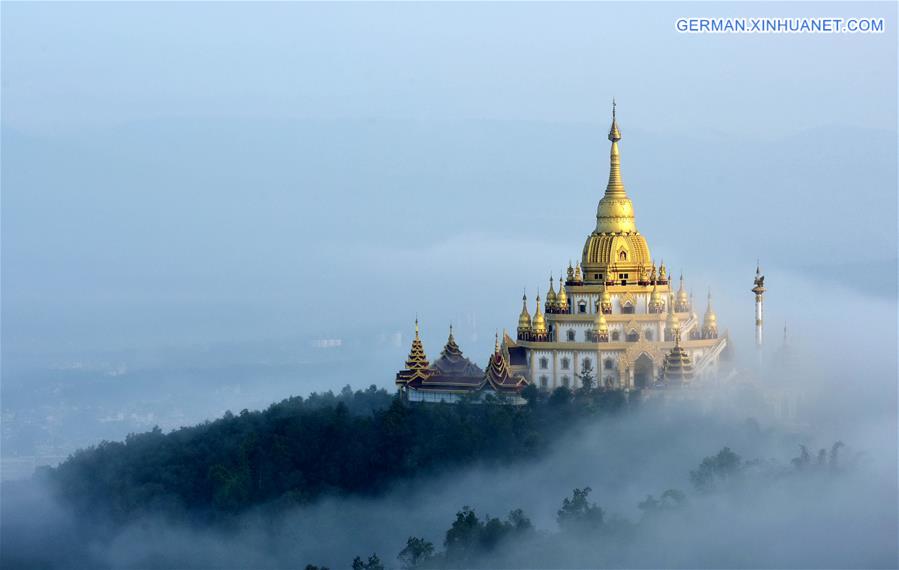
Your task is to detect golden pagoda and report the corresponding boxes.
[396,100,731,400]
[503,100,729,391]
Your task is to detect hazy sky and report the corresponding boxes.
[3,2,897,364]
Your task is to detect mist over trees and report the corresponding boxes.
[4,379,892,570]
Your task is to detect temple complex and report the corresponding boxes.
[396,102,730,402]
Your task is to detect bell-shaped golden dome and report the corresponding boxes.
[702,289,718,339]
[556,271,569,310]
[545,276,557,310]
[532,294,547,335]
[517,292,532,332]
[676,273,689,310]
[666,293,679,333]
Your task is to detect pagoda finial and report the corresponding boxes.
[415,315,420,339]
[606,99,624,195]
[494,330,500,354]
[608,98,621,142]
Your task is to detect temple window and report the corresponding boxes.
[566,329,576,342]
[584,330,592,341]
[645,330,654,341]
[604,358,614,370]
[539,357,548,369]
[540,376,548,389]
[578,301,587,314]
[626,330,639,342]
[582,358,592,371]
[622,303,635,314]
[611,331,620,341]
[561,357,570,370]
[619,251,627,261]
[561,376,570,388]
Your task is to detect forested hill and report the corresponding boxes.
[46,384,630,522]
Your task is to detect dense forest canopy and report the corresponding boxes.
[46,383,629,521]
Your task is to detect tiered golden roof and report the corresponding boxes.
[660,329,695,384]
[396,319,433,384]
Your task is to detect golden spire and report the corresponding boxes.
[546,275,557,310]
[556,269,569,310]
[594,100,637,234]
[517,291,532,335]
[532,291,547,335]
[676,272,689,311]
[494,330,501,354]
[606,98,624,194]
[666,292,680,336]
[574,262,583,282]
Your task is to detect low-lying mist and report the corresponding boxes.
[2,364,896,569]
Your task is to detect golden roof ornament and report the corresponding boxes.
[574,262,583,282]
[594,99,637,234]
[666,292,680,334]
[660,328,695,384]
[396,318,433,385]
[593,310,609,333]
[532,291,547,335]
[702,289,718,338]
[517,291,532,334]
[567,261,575,282]
[659,260,668,282]
[556,269,569,309]
[546,275,557,309]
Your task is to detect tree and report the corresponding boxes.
[398,536,434,569]
[690,447,742,492]
[548,386,573,407]
[638,489,686,516]
[557,487,604,532]
[577,359,596,392]
[351,554,384,570]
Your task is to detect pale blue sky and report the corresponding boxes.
[2,1,896,365]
